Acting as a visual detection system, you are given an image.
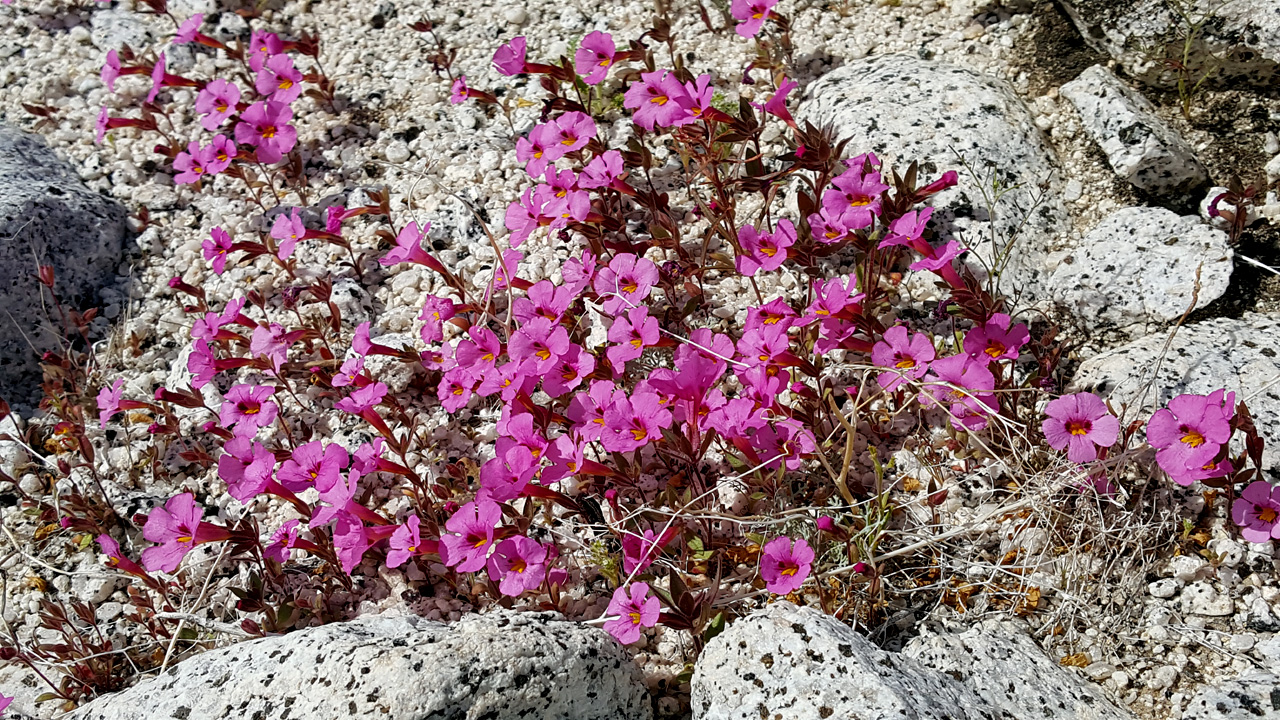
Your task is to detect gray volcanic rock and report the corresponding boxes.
[70,612,652,720]
[0,123,127,405]
[1060,65,1207,196]
[800,53,1069,305]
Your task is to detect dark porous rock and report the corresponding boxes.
[0,123,127,405]
[70,612,652,720]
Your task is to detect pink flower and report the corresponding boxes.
[593,253,659,315]
[101,50,121,92]
[752,419,816,471]
[509,317,571,375]
[208,134,237,172]
[271,208,306,260]
[579,151,625,191]
[604,582,660,644]
[1147,390,1235,486]
[823,168,888,230]
[735,219,795,276]
[419,295,457,344]
[147,52,166,103]
[234,101,296,164]
[1042,392,1119,463]
[1231,481,1280,543]
[265,519,305,562]
[607,306,659,372]
[97,378,126,428]
[963,313,1029,364]
[449,75,470,104]
[543,345,596,398]
[730,0,778,37]
[386,514,423,568]
[203,227,234,274]
[277,440,349,493]
[218,384,279,434]
[195,79,241,132]
[217,436,276,502]
[760,536,813,595]
[141,493,203,573]
[486,536,549,596]
[602,391,672,452]
[909,240,967,276]
[172,140,213,185]
[247,30,284,72]
[803,277,862,324]
[574,31,616,84]
[808,208,852,245]
[622,528,675,575]
[761,77,797,128]
[97,534,150,580]
[921,355,998,431]
[380,221,432,266]
[439,500,502,572]
[623,70,692,131]
[335,381,388,415]
[175,13,203,44]
[879,207,934,251]
[255,53,303,104]
[493,36,528,76]
[871,326,935,391]
[552,111,595,153]
[515,123,564,177]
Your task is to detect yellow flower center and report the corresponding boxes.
[1065,420,1090,436]
[849,195,870,207]
[621,280,638,294]
[651,95,668,106]
[278,79,293,90]
[261,125,276,139]
[1180,430,1206,448]
[630,428,647,441]
[629,611,642,624]
[1260,508,1278,524]
[894,357,915,369]
[511,559,527,573]
[984,341,1006,358]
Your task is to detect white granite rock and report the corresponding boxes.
[691,602,999,720]
[1071,312,1280,469]
[800,54,1070,304]
[1182,673,1280,719]
[70,612,651,720]
[1059,0,1280,88]
[1047,207,1231,333]
[903,620,1135,720]
[1060,66,1207,196]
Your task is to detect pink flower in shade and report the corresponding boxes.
[542,433,586,484]
[147,52,167,103]
[218,384,279,434]
[761,77,798,128]
[188,341,220,389]
[203,227,234,274]
[172,141,213,185]
[255,53,302,104]
[333,512,373,574]
[622,528,676,575]
[823,168,889,230]
[752,419,817,471]
[759,536,814,595]
[438,367,476,412]
[593,253,659,315]
[579,151,626,191]
[921,355,998,431]
[515,123,565,177]
[602,392,672,453]
[509,317,571,375]
[486,536,549,596]
[97,534,152,581]
[543,345,596,398]
[386,515,423,568]
[730,0,778,37]
[567,380,620,442]
[217,436,276,502]
[735,220,795,276]
[175,13,203,44]
[963,313,1030,364]
[1147,390,1235,485]
[277,440,349,493]
[504,189,543,247]
[574,31,617,84]
[492,36,528,76]
[746,298,800,332]
[247,30,284,72]
[607,306,659,372]
[270,208,306,260]
[439,500,502,572]
[97,379,126,428]
[803,277,863,324]
[478,445,538,503]
[865,326,936,389]
[141,493,204,573]
[331,356,365,388]
[552,112,595,153]
[102,50,121,92]
[449,75,470,104]
[1232,481,1280,543]
[195,79,241,131]
[191,296,249,342]
[234,101,296,164]
[1042,393,1120,463]
[419,295,457,344]
[249,321,297,370]
[623,70,693,131]
[604,582,661,644]
[265,519,308,563]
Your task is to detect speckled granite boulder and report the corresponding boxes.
[904,621,1135,720]
[1071,312,1280,469]
[70,612,652,720]
[1060,66,1207,196]
[1182,673,1280,719]
[1060,0,1280,88]
[800,54,1069,305]
[0,123,127,405]
[1047,207,1232,334]
[691,602,1000,720]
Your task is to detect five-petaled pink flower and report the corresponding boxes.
[760,535,814,595]
[1147,390,1235,486]
[196,78,242,131]
[730,0,778,37]
[386,514,424,568]
[574,31,616,85]
[270,208,306,260]
[203,227,234,274]
[141,493,214,573]
[492,36,528,76]
[604,582,660,644]
[871,326,935,391]
[255,53,302,104]
[439,500,502,572]
[606,306,659,372]
[963,313,1030,364]
[623,70,692,131]
[735,219,795,276]
[277,440,349,493]
[593,253,659,315]
[219,384,279,435]
[1042,392,1119,463]
[234,101,296,164]
[486,536,549,596]
[1232,481,1280,543]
